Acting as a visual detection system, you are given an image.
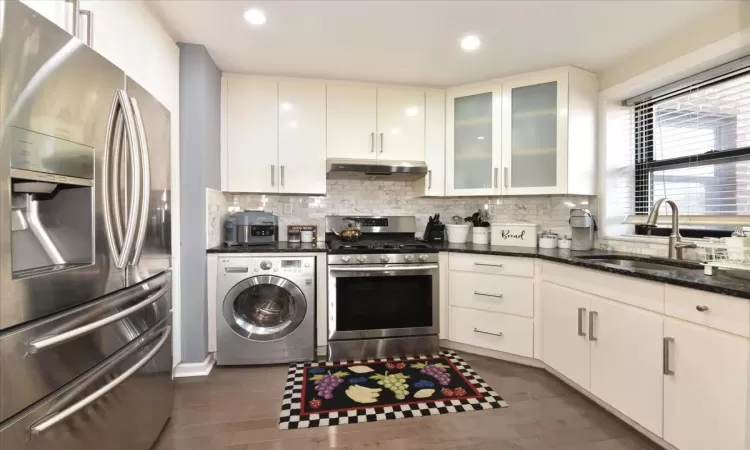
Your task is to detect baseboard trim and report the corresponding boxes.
[173,353,215,378]
[440,340,544,368]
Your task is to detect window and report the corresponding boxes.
[630,65,750,237]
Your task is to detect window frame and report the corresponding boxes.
[633,75,750,238]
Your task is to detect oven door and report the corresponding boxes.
[327,264,439,341]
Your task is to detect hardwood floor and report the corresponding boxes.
[153,352,663,450]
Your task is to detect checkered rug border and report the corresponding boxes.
[278,350,508,429]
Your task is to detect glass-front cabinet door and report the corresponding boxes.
[446,85,502,195]
[501,72,568,194]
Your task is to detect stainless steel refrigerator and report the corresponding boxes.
[0,1,174,448]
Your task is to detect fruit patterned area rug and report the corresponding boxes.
[278,350,508,429]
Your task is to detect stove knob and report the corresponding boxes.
[357,255,367,263]
[381,255,391,263]
[341,255,351,263]
[419,254,428,262]
[404,254,415,263]
[260,260,272,270]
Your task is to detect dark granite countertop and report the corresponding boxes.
[435,242,750,300]
[207,242,327,253]
[206,241,750,299]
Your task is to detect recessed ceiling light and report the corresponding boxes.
[244,9,267,25]
[460,35,481,52]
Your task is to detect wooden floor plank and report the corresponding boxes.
[153,352,662,450]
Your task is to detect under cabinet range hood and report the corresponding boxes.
[326,159,428,181]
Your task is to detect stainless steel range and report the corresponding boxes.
[326,216,440,360]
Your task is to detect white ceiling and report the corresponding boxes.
[149,0,723,88]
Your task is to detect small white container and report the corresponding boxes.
[539,231,559,249]
[445,224,471,244]
[300,230,314,243]
[558,236,572,249]
[472,227,490,245]
[490,223,539,247]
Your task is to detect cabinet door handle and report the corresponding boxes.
[474,291,503,299]
[588,311,597,341]
[80,9,93,46]
[280,165,285,187]
[474,328,503,337]
[370,132,375,153]
[577,307,587,337]
[493,168,498,188]
[379,133,384,153]
[271,164,275,186]
[504,167,509,188]
[428,170,432,189]
[474,262,503,268]
[663,337,675,375]
[64,0,80,36]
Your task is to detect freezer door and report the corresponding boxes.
[0,270,171,423]
[0,316,173,450]
[124,78,171,285]
[0,0,128,330]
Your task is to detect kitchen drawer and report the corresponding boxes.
[665,285,750,337]
[449,271,533,317]
[542,262,664,313]
[448,306,533,357]
[449,253,534,277]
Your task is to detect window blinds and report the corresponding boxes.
[623,59,750,227]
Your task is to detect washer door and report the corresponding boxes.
[223,275,307,341]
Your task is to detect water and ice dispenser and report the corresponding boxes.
[9,127,94,279]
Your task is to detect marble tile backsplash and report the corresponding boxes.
[222,180,597,241]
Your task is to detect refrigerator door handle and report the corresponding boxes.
[116,89,143,269]
[128,97,151,266]
[29,324,171,435]
[27,281,169,354]
[103,92,128,268]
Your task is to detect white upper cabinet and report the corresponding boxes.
[21,0,73,33]
[501,67,596,195]
[663,318,749,450]
[446,85,503,196]
[422,91,446,196]
[278,81,327,195]
[326,85,377,160]
[376,88,425,161]
[225,76,279,193]
[445,66,596,197]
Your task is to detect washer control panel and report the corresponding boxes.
[221,257,315,276]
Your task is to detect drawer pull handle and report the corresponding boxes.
[474,291,503,298]
[473,327,503,337]
[474,263,503,268]
[696,305,709,312]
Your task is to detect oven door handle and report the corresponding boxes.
[330,264,438,272]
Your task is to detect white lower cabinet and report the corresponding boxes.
[589,296,664,436]
[449,306,533,357]
[541,282,591,390]
[663,318,749,450]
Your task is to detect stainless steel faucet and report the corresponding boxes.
[645,198,697,260]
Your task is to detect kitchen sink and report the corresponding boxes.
[574,255,704,273]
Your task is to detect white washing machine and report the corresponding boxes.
[216,255,315,365]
